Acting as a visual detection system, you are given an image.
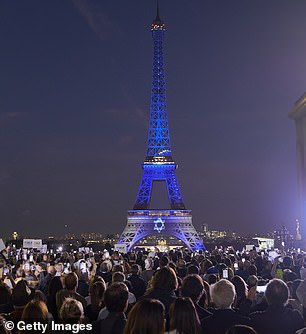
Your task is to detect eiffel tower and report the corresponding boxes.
[118,5,205,252]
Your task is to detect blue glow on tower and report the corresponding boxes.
[133,8,185,211]
[118,4,206,252]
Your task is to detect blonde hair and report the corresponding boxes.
[211,279,236,309]
[60,298,84,324]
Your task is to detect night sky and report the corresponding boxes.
[1,1,306,238]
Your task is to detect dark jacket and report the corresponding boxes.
[195,303,212,321]
[140,288,177,314]
[201,309,251,334]
[92,312,126,334]
[127,274,147,299]
[250,304,305,334]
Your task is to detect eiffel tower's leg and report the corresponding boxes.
[165,168,186,210]
[133,169,153,210]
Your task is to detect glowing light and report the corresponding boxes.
[154,218,165,233]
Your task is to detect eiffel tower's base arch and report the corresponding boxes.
[118,210,206,252]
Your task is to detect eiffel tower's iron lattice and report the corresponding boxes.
[118,6,205,252]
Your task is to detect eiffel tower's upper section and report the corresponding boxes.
[145,4,173,164]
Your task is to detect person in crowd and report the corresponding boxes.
[187,264,200,276]
[85,276,105,305]
[38,265,56,296]
[287,279,303,314]
[168,297,201,334]
[0,281,13,314]
[97,261,112,284]
[141,266,178,328]
[84,281,106,322]
[92,282,129,334]
[201,280,212,308]
[176,259,187,279]
[124,299,165,334]
[47,276,63,321]
[181,274,212,320]
[231,276,256,316]
[201,279,251,334]
[14,267,26,284]
[141,258,154,283]
[60,298,84,324]
[8,280,35,325]
[21,300,49,333]
[98,271,136,320]
[36,262,48,293]
[127,264,147,300]
[56,272,86,313]
[246,275,258,290]
[76,269,89,298]
[112,272,136,304]
[235,261,249,281]
[250,278,304,334]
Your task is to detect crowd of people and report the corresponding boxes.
[0,245,306,333]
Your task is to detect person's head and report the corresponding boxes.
[145,258,154,270]
[131,264,141,275]
[265,278,289,306]
[211,279,236,309]
[55,263,64,275]
[207,274,218,285]
[247,275,258,288]
[90,281,106,308]
[100,261,112,273]
[112,271,125,283]
[187,265,200,275]
[124,299,165,334]
[21,300,49,324]
[282,256,293,269]
[104,282,129,313]
[47,265,56,276]
[226,325,258,334]
[60,298,84,324]
[231,276,248,301]
[64,272,78,291]
[159,256,169,268]
[152,267,178,291]
[181,274,204,304]
[169,297,200,334]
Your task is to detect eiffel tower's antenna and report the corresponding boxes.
[156,0,161,21]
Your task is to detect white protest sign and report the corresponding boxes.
[114,243,127,254]
[32,239,42,248]
[23,239,43,249]
[38,244,48,253]
[23,239,34,248]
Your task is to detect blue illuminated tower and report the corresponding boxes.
[118,6,205,252]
